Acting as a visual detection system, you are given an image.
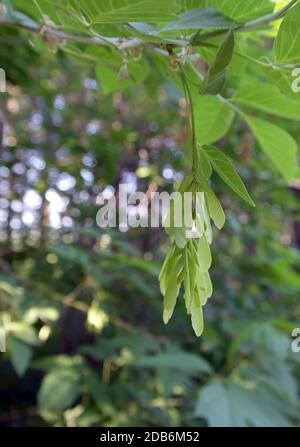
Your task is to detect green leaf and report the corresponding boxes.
[164,8,235,31]
[183,250,192,311]
[203,271,213,298]
[182,0,274,23]
[245,115,298,182]
[72,0,179,23]
[24,306,60,324]
[194,96,235,145]
[202,30,235,95]
[134,351,212,373]
[195,380,294,427]
[160,248,183,323]
[11,0,88,32]
[8,322,40,346]
[205,189,226,229]
[174,227,188,249]
[198,148,212,179]
[203,145,255,206]
[8,337,33,377]
[187,244,197,292]
[275,2,300,64]
[260,65,298,99]
[198,235,212,272]
[38,368,81,410]
[164,279,180,312]
[233,82,300,120]
[191,293,204,337]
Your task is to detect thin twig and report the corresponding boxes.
[179,64,197,175]
[0,17,151,51]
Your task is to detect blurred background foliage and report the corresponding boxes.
[0,14,300,427]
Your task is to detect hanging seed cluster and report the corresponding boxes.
[159,173,225,336]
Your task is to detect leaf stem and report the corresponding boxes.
[179,65,197,176]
